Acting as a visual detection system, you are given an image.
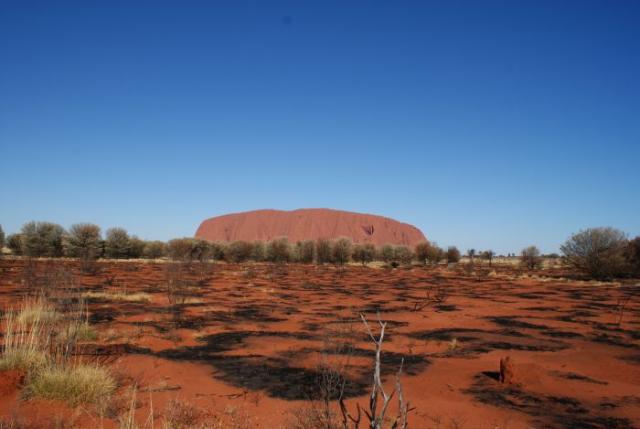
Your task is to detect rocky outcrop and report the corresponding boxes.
[195,208,426,246]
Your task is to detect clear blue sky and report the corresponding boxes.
[1,1,639,254]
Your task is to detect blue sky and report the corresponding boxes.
[1,0,638,254]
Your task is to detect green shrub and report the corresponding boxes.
[143,240,167,259]
[394,246,413,266]
[561,227,628,279]
[21,221,65,257]
[446,246,461,263]
[352,243,375,265]
[104,227,131,259]
[226,241,254,263]
[266,238,291,263]
[520,245,542,270]
[7,233,23,255]
[64,223,102,259]
[315,238,332,264]
[332,238,352,265]
[379,245,394,263]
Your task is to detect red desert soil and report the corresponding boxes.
[0,258,639,428]
[195,208,427,246]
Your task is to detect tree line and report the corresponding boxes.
[0,222,638,279]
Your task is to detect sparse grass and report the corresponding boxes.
[15,297,61,325]
[58,321,98,343]
[0,306,51,371]
[25,363,116,405]
[83,291,151,302]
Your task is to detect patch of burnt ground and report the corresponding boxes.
[465,372,636,429]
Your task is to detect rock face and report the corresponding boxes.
[195,208,426,247]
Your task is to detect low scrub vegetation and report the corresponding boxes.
[25,363,116,405]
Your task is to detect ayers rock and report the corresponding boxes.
[195,208,426,246]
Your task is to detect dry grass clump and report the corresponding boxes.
[15,297,61,325]
[0,302,52,371]
[1,295,116,407]
[83,290,151,302]
[25,363,116,405]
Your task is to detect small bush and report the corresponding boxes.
[394,246,413,266]
[446,246,461,263]
[520,245,542,270]
[481,250,495,266]
[167,238,195,261]
[104,228,131,259]
[226,241,254,263]
[332,238,352,265]
[0,224,4,251]
[21,221,65,257]
[26,364,116,405]
[64,223,102,259]
[379,244,394,264]
[266,237,291,263]
[128,236,145,259]
[414,242,430,265]
[143,240,167,259]
[296,240,316,264]
[561,227,629,279]
[352,243,375,265]
[250,241,266,262]
[7,233,23,255]
[625,237,640,276]
[315,239,332,264]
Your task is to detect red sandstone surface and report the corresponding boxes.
[195,208,427,246]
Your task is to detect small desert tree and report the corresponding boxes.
[446,246,461,263]
[625,237,640,276]
[0,224,5,252]
[104,227,131,259]
[266,237,291,263]
[128,236,146,259]
[520,245,542,270]
[561,227,628,279]
[352,243,375,266]
[167,238,194,261]
[297,240,315,264]
[379,244,395,264]
[426,243,443,266]
[65,223,102,260]
[332,238,352,266]
[466,248,476,263]
[315,238,332,265]
[143,241,166,259]
[481,250,495,266]
[21,221,65,257]
[414,242,430,265]
[394,246,414,266]
[226,241,254,263]
[250,241,266,262]
[7,234,23,255]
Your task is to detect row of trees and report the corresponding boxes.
[2,222,165,260]
[1,221,462,266]
[1,223,638,279]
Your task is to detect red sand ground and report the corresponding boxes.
[195,208,427,246]
[0,259,639,428]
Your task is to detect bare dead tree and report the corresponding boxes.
[340,313,413,429]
